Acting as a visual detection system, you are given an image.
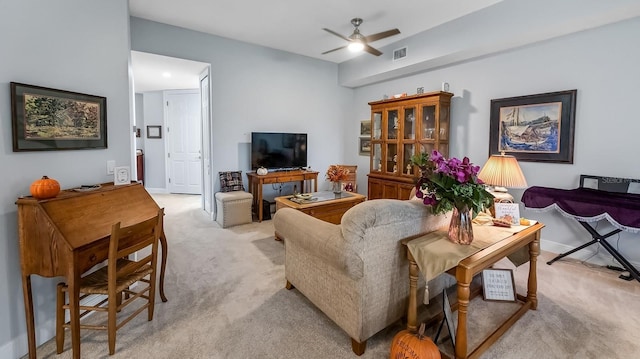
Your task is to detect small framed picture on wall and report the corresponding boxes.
[360,120,371,136]
[147,125,162,139]
[359,137,371,156]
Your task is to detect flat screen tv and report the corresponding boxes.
[251,132,307,171]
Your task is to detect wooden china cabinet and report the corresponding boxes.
[367,91,453,200]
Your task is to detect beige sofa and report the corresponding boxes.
[273,198,454,355]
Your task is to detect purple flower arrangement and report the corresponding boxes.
[412,150,493,216]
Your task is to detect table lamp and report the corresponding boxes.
[478,152,528,195]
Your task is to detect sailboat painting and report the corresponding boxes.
[489,90,576,163]
[498,102,562,153]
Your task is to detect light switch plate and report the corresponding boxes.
[106,160,116,174]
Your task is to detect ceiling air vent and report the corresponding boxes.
[393,47,407,61]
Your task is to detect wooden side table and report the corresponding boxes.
[404,222,544,359]
[246,170,319,222]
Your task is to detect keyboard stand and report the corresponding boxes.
[547,221,639,282]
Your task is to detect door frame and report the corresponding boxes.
[199,67,213,217]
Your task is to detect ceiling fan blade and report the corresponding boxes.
[364,28,400,43]
[363,45,382,56]
[322,28,351,42]
[322,45,347,55]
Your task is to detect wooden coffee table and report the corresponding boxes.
[274,191,365,231]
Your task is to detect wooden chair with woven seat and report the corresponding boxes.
[56,208,164,356]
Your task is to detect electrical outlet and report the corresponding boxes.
[106,160,116,174]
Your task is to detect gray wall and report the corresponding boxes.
[0,1,133,357]
[135,93,145,151]
[130,17,354,199]
[345,17,640,266]
[140,91,167,190]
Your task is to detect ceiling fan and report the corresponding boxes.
[322,18,400,56]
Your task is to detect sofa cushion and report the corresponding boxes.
[341,199,449,246]
[219,171,245,192]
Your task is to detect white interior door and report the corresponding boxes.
[166,90,202,194]
[199,68,213,215]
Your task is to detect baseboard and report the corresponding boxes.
[145,187,169,194]
[541,238,640,269]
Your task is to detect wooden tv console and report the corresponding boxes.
[246,170,319,222]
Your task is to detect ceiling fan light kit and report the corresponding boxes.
[348,41,365,52]
[322,18,400,56]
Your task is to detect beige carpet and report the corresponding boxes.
[28,194,640,358]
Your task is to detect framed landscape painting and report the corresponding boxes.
[11,82,107,151]
[359,137,371,156]
[360,120,371,136]
[489,90,576,163]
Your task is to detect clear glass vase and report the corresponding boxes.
[331,181,342,194]
[447,205,474,245]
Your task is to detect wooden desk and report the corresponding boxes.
[405,223,544,359]
[16,182,168,359]
[246,170,319,222]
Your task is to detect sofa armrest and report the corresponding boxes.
[273,208,363,279]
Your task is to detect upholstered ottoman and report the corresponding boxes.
[215,191,253,228]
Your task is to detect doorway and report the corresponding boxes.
[131,51,212,212]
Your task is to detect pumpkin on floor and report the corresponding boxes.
[389,323,440,359]
[30,176,60,199]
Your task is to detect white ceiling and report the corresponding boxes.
[129,0,503,92]
[129,0,503,63]
[131,51,208,93]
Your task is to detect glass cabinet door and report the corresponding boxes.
[372,143,382,172]
[403,107,416,140]
[438,143,449,158]
[386,144,398,174]
[439,105,450,141]
[387,110,398,140]
[420,143,435,156]
[403,143,415,176]
[372,112,382,140]
[421,105,436,140]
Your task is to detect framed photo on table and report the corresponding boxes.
[482,269,517,302]
[489,90,577,163]
[494,202,520,225]
[10,82,107,152]
[114,166,131,186]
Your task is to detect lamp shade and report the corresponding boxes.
[478,154,528,188]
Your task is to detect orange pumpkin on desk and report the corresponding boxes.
[30,176,60,199]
